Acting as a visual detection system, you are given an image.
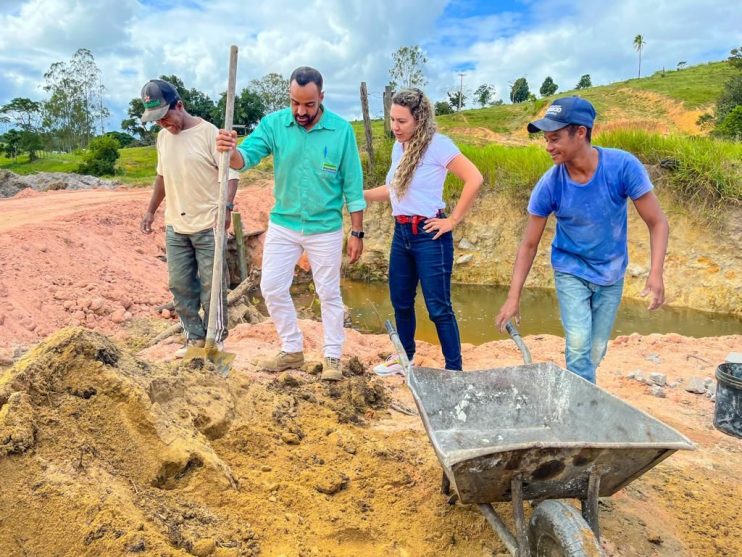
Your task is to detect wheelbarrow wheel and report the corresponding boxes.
[529,500,602,556]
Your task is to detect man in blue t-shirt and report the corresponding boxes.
[495,97,669,383]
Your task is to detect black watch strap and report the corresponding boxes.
[351,230,365,239]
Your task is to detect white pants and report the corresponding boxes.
[260,222,345,358]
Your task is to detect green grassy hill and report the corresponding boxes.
[354,61,734,142]
[1,61,738,209]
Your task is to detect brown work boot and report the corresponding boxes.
[174,338,205,359]
[321,357,343,381]
[259,350,304,372]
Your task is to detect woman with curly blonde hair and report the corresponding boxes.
[365,88,483,373]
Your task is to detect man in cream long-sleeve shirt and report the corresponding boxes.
[140,79,239,358]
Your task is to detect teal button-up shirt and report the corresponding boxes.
[236,107,366,235]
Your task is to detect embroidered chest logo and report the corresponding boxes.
[322,161,338,174]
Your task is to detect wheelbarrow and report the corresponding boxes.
[384,320,695,556]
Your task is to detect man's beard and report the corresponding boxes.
[294,108,320,128]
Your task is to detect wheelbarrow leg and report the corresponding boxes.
[441,471,458,504]
[441,471,450,495]
[580,471,601,541]
[511,477,531,557]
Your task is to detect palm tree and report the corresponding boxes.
[634,34,646,78]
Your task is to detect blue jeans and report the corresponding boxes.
[165,226,228,342]
[389,220,462,370]
[554,271,624,383]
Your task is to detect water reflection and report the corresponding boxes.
[336,280,741,345]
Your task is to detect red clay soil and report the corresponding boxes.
[0,183,273,353]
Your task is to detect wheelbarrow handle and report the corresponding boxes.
[505,321,533,365]
[384,320,412,378]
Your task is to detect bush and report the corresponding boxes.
[595,129,742,221]
[104,131,136,148]
[715,105,742,140]
[77,135,120,176]
[715,75,742,123]
[435,101,454,115]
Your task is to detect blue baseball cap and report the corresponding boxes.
[140,79,180,122]
[527,96,596,133]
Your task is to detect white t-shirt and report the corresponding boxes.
[386,133,461,217]
[156,119,239,234]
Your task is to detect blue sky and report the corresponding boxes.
[0,0,740,133]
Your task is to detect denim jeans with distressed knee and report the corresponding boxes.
[554,271,624,383]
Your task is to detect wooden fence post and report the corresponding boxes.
[383,85,394,138]
[360,82,375,177]
[232,211,248,283]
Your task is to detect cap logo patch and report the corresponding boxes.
[143,99,162,108]
[546,105,562,115]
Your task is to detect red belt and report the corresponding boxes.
[395,211,443,234]
[394,215,427,234]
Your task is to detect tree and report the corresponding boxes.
[509,77,530,103]
[2,129,45,161]
[633,34,646,78]
[474,84,496,107]
[676,61,687,71]
[249,73,290,113]
[715,75,742,124]
[212,87,265,131]
[42,48,109,152]
[575,74,592,89]
[0,98,42,131]
[539,76,558,97]
[121,98,155,144]
[389,45,428,89]
[19,131,44,161]
[2,129,22,160]
[728,46,742,70]
[434,101,454,115]
[77,135,120,176]
[447,90,466,111]
[158,74,216,123]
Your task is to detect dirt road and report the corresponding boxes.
[0,184,273,351]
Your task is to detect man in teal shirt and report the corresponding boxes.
[217,67,365,380]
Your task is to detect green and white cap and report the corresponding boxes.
[140,79,180,122]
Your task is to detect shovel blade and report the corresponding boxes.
[182,346,236,376]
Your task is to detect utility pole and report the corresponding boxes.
[458,73,465,112]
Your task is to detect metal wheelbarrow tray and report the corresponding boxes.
[410,362,694,506]
[385,321,695,556]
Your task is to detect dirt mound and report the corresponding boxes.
[0,327,255,555]
[0,169,119,198]
[3,326,492,556]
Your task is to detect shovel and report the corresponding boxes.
[184,45,239,376]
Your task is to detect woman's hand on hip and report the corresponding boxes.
[423,217,455,240]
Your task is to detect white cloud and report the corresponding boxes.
[0,0,740,131]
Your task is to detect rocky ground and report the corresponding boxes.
[0,183,740,556]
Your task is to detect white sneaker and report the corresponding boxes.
[373,353,411,376]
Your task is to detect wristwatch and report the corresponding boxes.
[350,230,365,239]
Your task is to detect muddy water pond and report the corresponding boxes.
[326,280,742,345]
